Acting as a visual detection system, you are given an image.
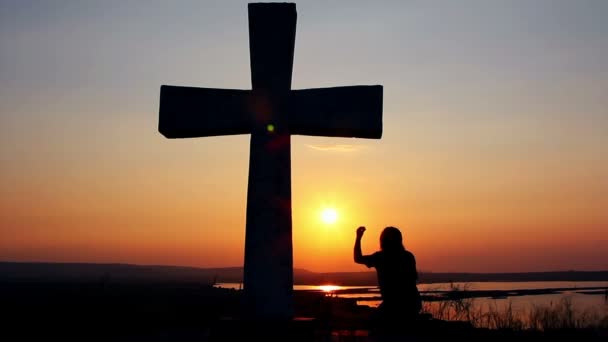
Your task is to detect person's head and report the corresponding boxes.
[380,226,405,252]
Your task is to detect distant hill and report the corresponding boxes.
[1,261,607,285]
[0,261,315,284]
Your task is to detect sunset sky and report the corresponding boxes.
[1,0,607,273]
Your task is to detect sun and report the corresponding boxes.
[320,208,338,224]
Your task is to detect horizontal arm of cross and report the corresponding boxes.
[289,85,382,139]
[159,84,382,139]
[159,85,251,138]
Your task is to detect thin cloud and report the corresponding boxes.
[305,144,365,152]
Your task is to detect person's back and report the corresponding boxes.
[372,248,420,316]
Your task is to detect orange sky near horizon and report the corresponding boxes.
[2,130,606,273]
[1,0,607,273]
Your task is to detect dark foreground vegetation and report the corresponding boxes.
[1,279,606,341]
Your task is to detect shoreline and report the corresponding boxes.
[320,285,608,302]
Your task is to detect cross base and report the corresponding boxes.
[210,316,318,341]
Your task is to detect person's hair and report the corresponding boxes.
[380,226,405,252]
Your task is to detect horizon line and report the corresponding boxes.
[2,260,607,275]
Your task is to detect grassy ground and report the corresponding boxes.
[1,280,606,341]
[419,283,608,331]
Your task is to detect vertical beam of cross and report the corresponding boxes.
[242,3,297,319]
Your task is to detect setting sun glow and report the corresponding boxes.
[320,208,338,224]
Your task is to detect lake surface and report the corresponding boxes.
[215,280,608,293]
[215,281,608,321]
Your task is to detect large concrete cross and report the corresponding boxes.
[158,3,382,319]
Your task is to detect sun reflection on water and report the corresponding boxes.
[319,285,341,293]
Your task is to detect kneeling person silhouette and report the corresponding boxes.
[354,226,422,336]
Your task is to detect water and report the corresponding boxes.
[344,282,608,318]
[215,281,608,321]
[417,281,608,292]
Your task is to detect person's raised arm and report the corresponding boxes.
[354,226,366,264]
